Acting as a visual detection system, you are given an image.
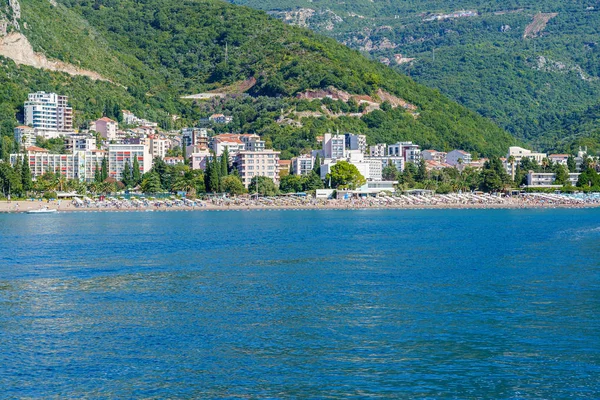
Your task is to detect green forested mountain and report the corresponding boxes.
[229,0,600,152]
[1,0,516,159]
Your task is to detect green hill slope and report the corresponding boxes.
[1,0,515,158]
[229,0,600,152]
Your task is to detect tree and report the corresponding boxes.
[401,162,417,187]
[415,158,428,182]
[21,156,33,193]
[302,170,324,191]
[313,154,321,176]
[280,174,303,193]
[208,156,220,192]
[132,156,141,186]
[220,175,246,195]
[249,176,278,196]
[567,156,577,173]
[326,161,366,190]
[481,156,510,192]
[220,148,230,177]
[101,157,109,181]
[151,157,169,190]
[382,162,399,181]
[554,164,569,186]
[94,161,101,183]
[141,172,162,193]
[122,160,132,188]
[172,169,203,197]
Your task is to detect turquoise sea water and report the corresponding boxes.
[1,209,599,398]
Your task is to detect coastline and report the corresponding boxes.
[1,199,599,214]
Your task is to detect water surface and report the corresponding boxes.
[1,209,599,398]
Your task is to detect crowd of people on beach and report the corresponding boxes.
[64,192,600,211]
[2,192,599,213]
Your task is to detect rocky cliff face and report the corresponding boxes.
[0,0,21,36]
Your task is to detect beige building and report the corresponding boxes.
[235,150,280,188]
[93,117,119,141]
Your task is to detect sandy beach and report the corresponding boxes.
[1,195,599,214]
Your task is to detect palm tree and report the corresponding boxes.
[541,157,551,172]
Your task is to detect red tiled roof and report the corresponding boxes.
[97,117,116,122]
[26,146,49,152]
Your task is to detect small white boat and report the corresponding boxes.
[27,207,57,214]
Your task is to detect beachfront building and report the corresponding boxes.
[235,150,280,188]
[108,144,152,181]
[322,133,346,160]
[291,154,315,175]
[526,171,580,188]
[446,150,472,166]
[388,142,421,163]
[505,146,547,177]
[14,126,36,150]
[345,133,367,154]
[321,151,383,182]
[369,144,387,157]
[24,92,73,131]
[421,150,447,163]
[366,156,405,174]
[9,146,106,181]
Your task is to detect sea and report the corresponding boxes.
[0,209,599,398]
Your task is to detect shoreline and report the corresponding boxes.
[1,200,599,214]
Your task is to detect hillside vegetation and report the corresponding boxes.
[1,0,515,159]
[229,0,600,152]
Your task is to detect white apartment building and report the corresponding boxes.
[235,150,280,188]
[549,154,570,166]
[446,150,472,166]
[322,133,346,159]
[291,154,315,175]
[506,146,547,177]
[211,134,246,157]
[240,134,265,152]
[345,133,367,154]
[64,134,97,152]
[321,151,383,181]
[10,147,106,182]
[24,92,73,131]
[369,144,387,157]
[108,144,152,181]
[388,142,421,163]
[526,172,580,187]
[14,126,36,149]
[366,156,405,173]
